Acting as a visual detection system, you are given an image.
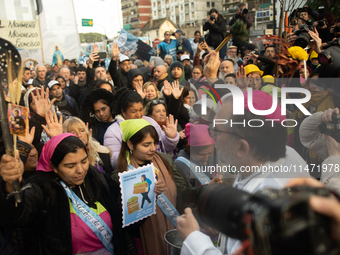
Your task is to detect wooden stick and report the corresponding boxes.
[215,33,233,53]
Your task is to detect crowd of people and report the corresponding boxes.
[1,4,340,255]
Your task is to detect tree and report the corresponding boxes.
[79,33,106,43]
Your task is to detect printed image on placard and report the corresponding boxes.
[118,164,156,227]
[8,104,28,137]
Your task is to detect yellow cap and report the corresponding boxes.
[245,64,264,77]
[262,75,275,84]
[309,50,318,61]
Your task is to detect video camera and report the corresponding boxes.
[318,42,340,77]
[319,113,340,142]
[293,24,314,48]
[334,25,340,34]
[198,184,339,255]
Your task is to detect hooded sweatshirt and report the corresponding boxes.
[127,68,144,90]
[168,61,188,87]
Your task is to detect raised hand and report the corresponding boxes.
[236,65,249,91]
[162,80,172,96]
[203,51,220,78]
[32,87,56,117]
[73,75,79,85]
[18,126,36,145]
[92,43,99,53]
[171,80,183,99]
[41,110,63,138]
[111,43,122,60]
[135,83,145,99]
[86,122,93,137]
[162,114,178,139]
[88,52,99,67]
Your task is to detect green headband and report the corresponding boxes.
[120,119,151,164]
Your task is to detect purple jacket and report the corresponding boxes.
[104,115,179,169]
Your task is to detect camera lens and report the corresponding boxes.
[294,33,310,48]
[318,122,336,135]
[318,51,333,65]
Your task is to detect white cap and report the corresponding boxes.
[180,54,190,62]
[48,80,60,89]
[27,79,34,85]
[119,55,130,63]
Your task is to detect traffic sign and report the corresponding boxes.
[82,19,93,27]
[154,38,161,45]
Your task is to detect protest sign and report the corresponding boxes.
[0,19,41,50]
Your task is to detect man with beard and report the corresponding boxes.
[74,65,87,87]
[154,65,169,91]
[175,51,310,255]
[218,59,234,80]
[173,29,193,60]
[109,43,130,89]
[48,80,79,117]
[225,46,242,72]
[181,54,192,80]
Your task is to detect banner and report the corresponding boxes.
[118,29,154,61]
[0,19,41,50]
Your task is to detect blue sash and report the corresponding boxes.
[175,157,211,185]
[128,164,180,227]
[60,181,114,254]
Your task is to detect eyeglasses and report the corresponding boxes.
[208,123,242,139]
[150,99,166,106]
[165,34,171,36]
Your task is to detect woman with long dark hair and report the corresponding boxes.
[0,134,127,255]
[116,119,176,255]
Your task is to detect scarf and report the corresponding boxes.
[36,133,77,172]
[120,119,151,164]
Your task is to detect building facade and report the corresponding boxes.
[122,0,151,36]
[150,0,222,28]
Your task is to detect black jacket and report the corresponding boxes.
[203,15,226,49]
[127,68,144,90]
[0,167,128,255]
[109,58,128,89]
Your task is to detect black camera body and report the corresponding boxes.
[293,24,314,48]
[318,20,326,28]
[198,184,340,255]
[240,8,248,15]
[334,25,340,34]
[210,15,216,21]
[319,113,340,142]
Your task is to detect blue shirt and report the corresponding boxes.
[159,39,177,61]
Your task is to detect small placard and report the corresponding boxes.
[118,163,156,227]
[8,103,28,137]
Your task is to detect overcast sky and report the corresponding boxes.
[73,0,123,38]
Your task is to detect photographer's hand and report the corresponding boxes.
[287,33,298,45]
[309,28,326,54]
[286,178,340,248]
[321,108,339,122]
[177,208,200,240]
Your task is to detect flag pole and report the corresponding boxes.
[38,15,45,65]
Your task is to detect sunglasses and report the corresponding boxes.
[151,99,166,105]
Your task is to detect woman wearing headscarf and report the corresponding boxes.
[0,133,127,255]
[116,119,176,255]
[174,123,218,187]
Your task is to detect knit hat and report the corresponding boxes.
[170,61,183,71]
[243,90,285,122]
[185,123,215,146]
